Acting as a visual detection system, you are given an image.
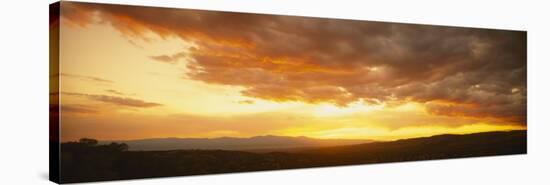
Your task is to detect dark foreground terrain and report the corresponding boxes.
[58,130,526,183]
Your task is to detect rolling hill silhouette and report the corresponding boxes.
[101,135,373,151]
[60,130,526,183]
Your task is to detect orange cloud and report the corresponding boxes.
[62,92,162,108]
[60,2,526,124]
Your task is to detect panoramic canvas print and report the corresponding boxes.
[50,1,527,183]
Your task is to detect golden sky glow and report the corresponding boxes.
[56,2,526,142]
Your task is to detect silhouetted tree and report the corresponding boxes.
[108,142,129,152]
[79,138,98,146]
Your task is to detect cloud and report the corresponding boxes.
[60,106,525,141]
[62,92,162,108]
[60,104,98,114]
[60,73,113,83]
[237,100,255,104]
[149,51,187,64]
[105,89,126,96]
[60,2,526,124]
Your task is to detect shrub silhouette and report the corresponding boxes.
[60,139,129,182]
[78,138,98,146]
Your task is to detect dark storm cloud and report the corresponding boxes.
[60,2,526,124]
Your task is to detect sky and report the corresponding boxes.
[56,2,526,142]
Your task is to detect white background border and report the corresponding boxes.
[1,0,548,184]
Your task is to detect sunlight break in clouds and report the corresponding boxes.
[57,2,526,141]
